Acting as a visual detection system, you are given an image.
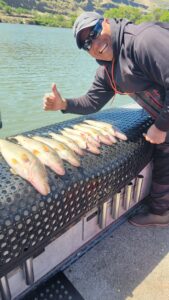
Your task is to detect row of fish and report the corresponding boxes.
[0,120,127,195]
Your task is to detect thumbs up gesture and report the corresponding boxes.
[43,83,67,111]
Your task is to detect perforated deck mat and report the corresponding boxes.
[0,108,154,276]
[20,271,84,300]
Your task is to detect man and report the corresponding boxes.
[43,12,169,227]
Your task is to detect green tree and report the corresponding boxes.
[160,10,169,22]
[104,5,141,23]
[136,12,154,23]
[136,8,169,23]
[153,8,166,21]
[4,6,12,15]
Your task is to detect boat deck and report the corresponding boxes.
[65,219,169,300]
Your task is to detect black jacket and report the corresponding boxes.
[65,19,169,131]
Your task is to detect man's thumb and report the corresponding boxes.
[52,83,58,96]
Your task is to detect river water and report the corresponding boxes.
[0,23,134,138]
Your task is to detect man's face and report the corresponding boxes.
[79,19,113,61]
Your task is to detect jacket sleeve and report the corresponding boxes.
[134,25,169,131]
[63,65,114,115]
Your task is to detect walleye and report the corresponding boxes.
[13,135,65,176]
[60,129,87,149]
[0,139,50,195]
[67,127,100,148]
[48,132,84,156]
[33,136,80,167]
[62,127,100,147]
[84,120,115,132]
[81,124,117,143]
[84,119,127,140]
[61,128,100,154]
[72,124,113,145]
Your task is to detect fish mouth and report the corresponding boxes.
[31,178,50,195]
[57,167,65,176]
[99,43,108,54]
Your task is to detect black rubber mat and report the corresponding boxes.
[20,271,84,300]
[0,108,154,277]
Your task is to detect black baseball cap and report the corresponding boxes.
[73,12,103,49]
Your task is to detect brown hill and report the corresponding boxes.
[3,0,149,15]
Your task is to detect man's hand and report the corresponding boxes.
[43,83,67,111]
[143,124,167,144]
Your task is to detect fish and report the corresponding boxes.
[62,127,100,147]
[71,125,100,144]
[13,135,65,176]
[33,136,80,167]
[68,127,101,148]
[60,129,87,149]
[84,120,115,132]
[61,128,100,154]
[72,124,113,145]
[82,124,117,143]
[84,119,127,140]
[48,132,84,156]
[0,139,50,195]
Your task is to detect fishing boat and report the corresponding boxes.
[0,107,154,300]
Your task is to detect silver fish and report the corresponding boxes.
[0,139,50,195]
[84,120,127,140]
[60,129,87,149]
[33,136,80,167]
[13,135,65,176]
[48,132,84,156]
[84,120,115,131]
[61,128,100,155]
[71,128,100,148]
[82,124,117,143]
[73,124,113,145]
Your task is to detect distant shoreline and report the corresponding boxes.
[1,4,169,28]
[0,13,38,25]
[0,13,73,27]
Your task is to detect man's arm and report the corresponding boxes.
[43,66,114,115]
[134,25,169,143]
[134,25,169,132]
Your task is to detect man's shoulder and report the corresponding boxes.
[132,22,169,50]
[125,22,157,37]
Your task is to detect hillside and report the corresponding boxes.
[3,0,169,14]
[136,0,169,10]
[0,0,156,16]
[0,0,168,25]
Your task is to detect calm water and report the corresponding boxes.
[0,23,134,138]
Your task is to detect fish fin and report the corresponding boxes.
[10,168,18,175]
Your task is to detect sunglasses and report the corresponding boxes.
[82,19,103,51]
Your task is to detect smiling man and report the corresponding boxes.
[75,16,113,61]
[43,12,169,227]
